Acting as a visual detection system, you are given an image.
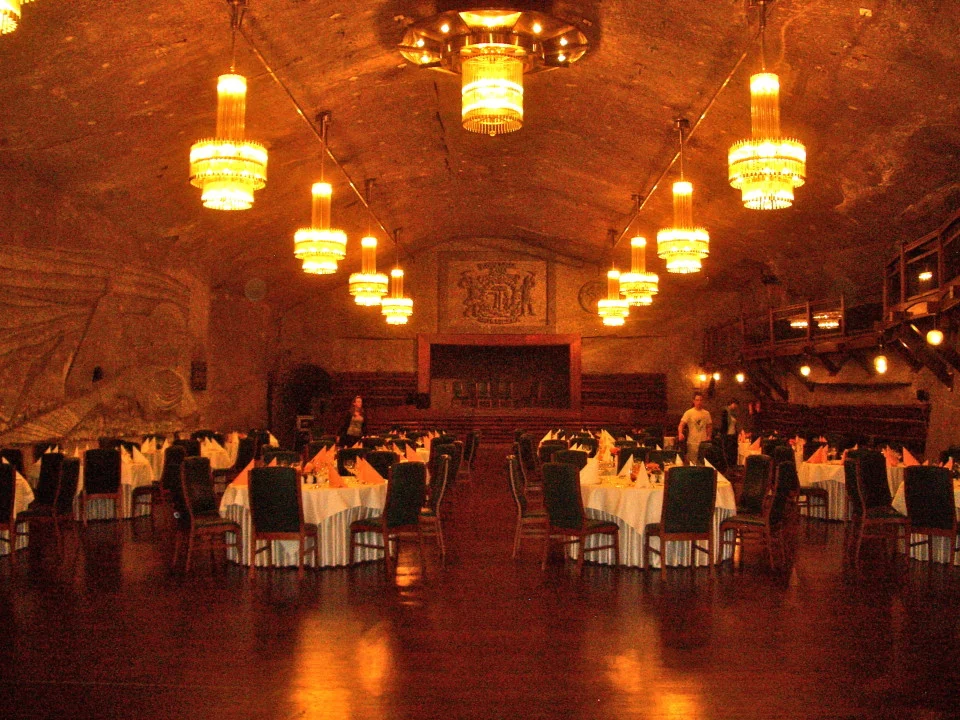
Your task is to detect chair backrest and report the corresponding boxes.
[771,445,794,468]
[249,430,272,459]
[426,454,450,514]
[83,449,122,495]
[770,461,800,528]
[304,440,333,462]
[0,448,25,477]
[119,440,141,454]
[617,446,647,473]
[939,446,960,465]
[361,436,384,450]
[463,430,481,465]
[337,447,368,476]
[234,437,256,471]
[572,437,599,458]
[181,456,216,523]
[697,441,727,472]
[542,462,585,531]
[385,461,427,528]
[761,439,785,457]
[97,437,122,451]
[160,445,187,494]
[262,449,300,467]
[843,453,863,516]
[614,439,638,449]
[34,452,65,506]
[538,441,568,465]
[435,434,457,446]
[551,449,588,471]
[660,466,717,535]
[646,450,673,468]
[517,435,538,472]
[506,455,527,516]
[173,438,201,457]
[741,454,773,515]
[0,463,15,525]
[857,450,892,509]
[249,466,303,534]
[366,450,398,480]
[55,458,82,515]
[904,465,955,531]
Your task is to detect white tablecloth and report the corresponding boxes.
[0,472,35,556]
[798,462,905,521]
[891,480,960,565]
[219,479,388,568]
[75,456,155,520]
[202,441,234,470]
[572,477,737,568]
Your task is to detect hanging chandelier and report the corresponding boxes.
[619,199,659,307]
[598,269,629,327]
[0,0,33,35]
[728,0,806,210]
[189,2,267,210]
[398,8,588,136]
[349,236,389,306]
[382,269,414,325]
[658,119,709,274]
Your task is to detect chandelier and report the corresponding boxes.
[398,8,588,136]
[0,0,33,35]
[189,3,267,210]
[619,230,659,307]
[598,269,629,327]
[382,269,414,325]
[349,236,389,306]
[789,311,841,330]
[728,1,806,210]
[658,119,709,274]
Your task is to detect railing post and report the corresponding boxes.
[840,293,846,336]
[806,300,812,342]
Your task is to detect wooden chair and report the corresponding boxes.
[248,466,318,578]
[644,465,717,574]
[903,465,959,566]
[0,449,25,477]
[349,461,428,574]
[538,440,568,467]
[541,462,619,571]
[365,450,398,481]
[737,454,773,515]
[15,457,81,558]
[0,464,18,559]
[551,449,588,471]
[171,456,242,574]
[844,450,908,565]
[507,454,547,558]
[460,430,481,481]
[420,454,450,564]
[80,448,123,526]
[213,436,255,497]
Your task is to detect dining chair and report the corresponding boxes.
[97,437,122,451]
[460,430,481,480]
[538,440,568,467]
[644,465,717,574]
[349,461,428,574]
[361,436,384,451]
[615,446,647,474]
[697,441,728,473]
[507,454,547,558]
[16,457,81,558]
[248,466,318,578]
[261,449,301,467]
[134,444,186,525]
[475,381,494,408]
[420,453,450,564]
[430,442,462,513]
[366,450,398,480]
[737,454,773,515]
[172,438,201,458]
[794,441,828,519]
[337,447,368,476]
[903,465,959,566]
[540,462,619,571]
[0,464,18,559]
[80,448,123,526]
[844,450,907,565]
[171,456,242,574]
[213,436,256,497]
[551,449,588,471]
[0,448,25,477]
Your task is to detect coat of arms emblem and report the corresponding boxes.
[457,262,536,325]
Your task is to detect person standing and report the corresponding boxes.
[338,395,366,447]
[678,392,712,466]
[719,398,740,467]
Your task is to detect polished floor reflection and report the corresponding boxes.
[1,447,958,720]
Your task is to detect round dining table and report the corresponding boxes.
[798,462,906,521]
[571,475,737,568]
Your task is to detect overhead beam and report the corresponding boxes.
[817,353,847,376]
[750,362,788,401]
[897,327,954,389]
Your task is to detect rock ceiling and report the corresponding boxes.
[1,0,958,311]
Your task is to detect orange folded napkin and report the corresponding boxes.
[883,447,899,467]
[942,458,954,471]
[351,442,362,449]
[304,446,332,473]
[267,458,278,467]
[902,447,920,467]
[391,444,404,457]
[749,437,761,451]
[356,457,385,485]
[405,445,420,463]
[268,433,280,447]
[230,459,255,487]
[325,461,346,488]
[807,446,828,464]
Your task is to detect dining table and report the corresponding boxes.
[891,479,960,565]
[571,472,737,568]
[219,476,388,568]
[0,471,35,556]
[797,461,906,521]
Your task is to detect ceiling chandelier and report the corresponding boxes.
[293,113,347,275]
[382,230,413,325]
[398,8,588,136]
[728,0,806,210]
[658,119,709,274]
[0,0,33,35]
[349,181,389,305]
[619,195,659,306]
[789,311,841,330]
[598,268,629,327]
[189,1,267,210]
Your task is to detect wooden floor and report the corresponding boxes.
[2,447,959,720]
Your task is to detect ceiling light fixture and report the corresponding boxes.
[349,180,389,305]
[874,354,888,374]
[799,364,811,377]
[789,310,842,330]
[658,118,709,274]
[728,0,806,210]
[189,1,267,210]
[619,196,659,306]
[398,9,588,136]
[382,230,413,325]
[0,0,33,35]
[293,112,347,275]
[736,372,746,383]
[598,269,629,327]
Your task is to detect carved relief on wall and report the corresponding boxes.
[439,251,553,332]
[0,246,203,443]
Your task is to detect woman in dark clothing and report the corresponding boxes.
[338,395,366,446]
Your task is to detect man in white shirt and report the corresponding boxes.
[678,392,713,466]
